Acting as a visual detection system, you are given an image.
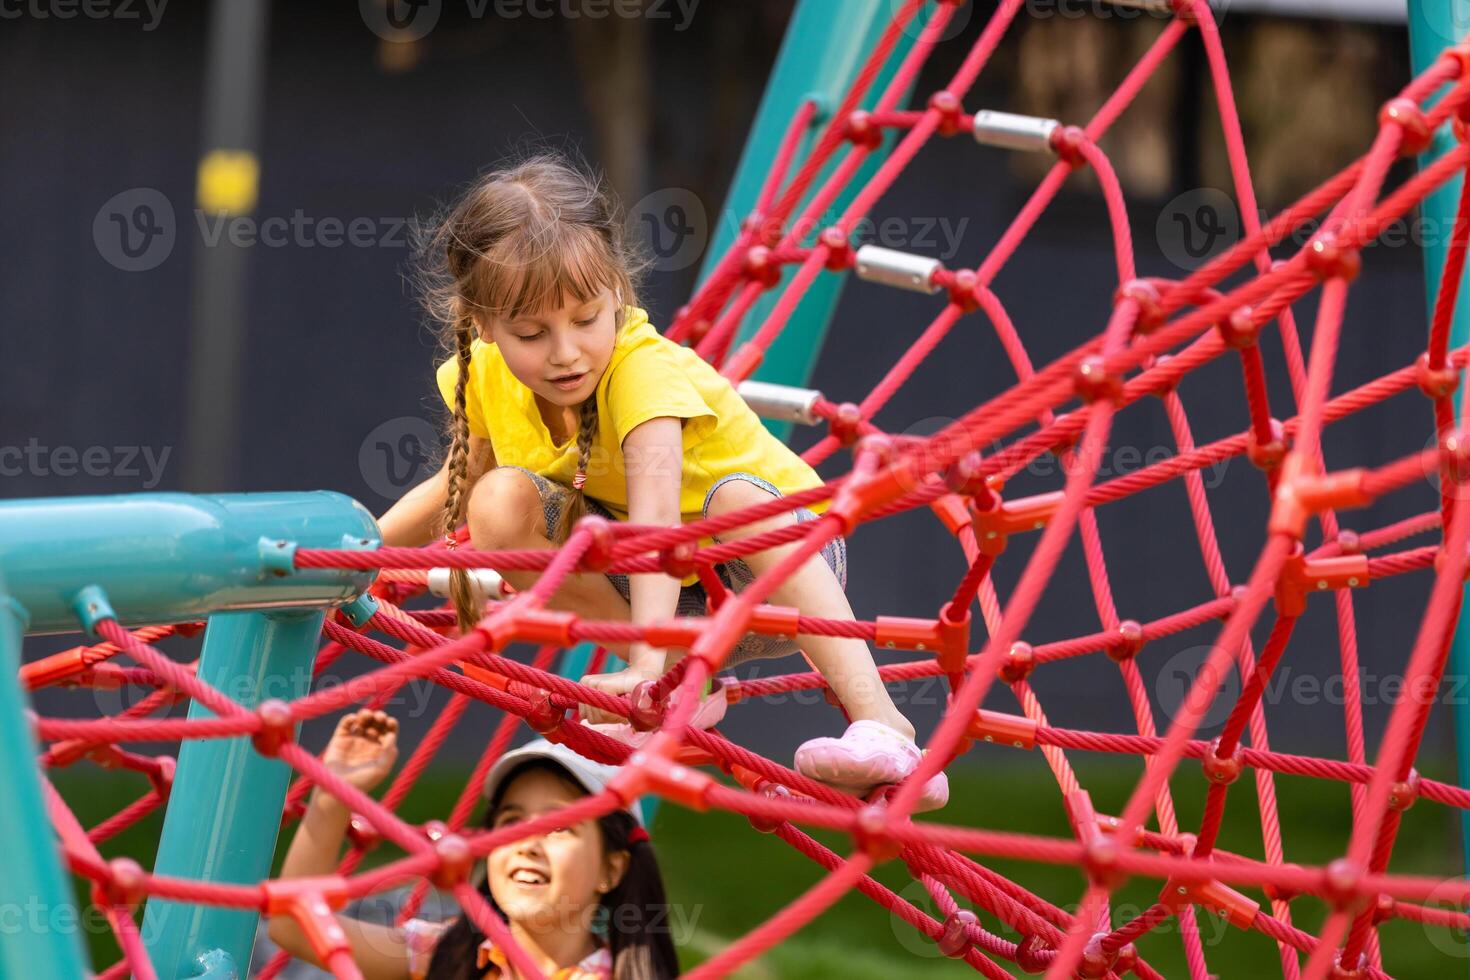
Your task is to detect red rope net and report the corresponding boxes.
[27,1,1470,976]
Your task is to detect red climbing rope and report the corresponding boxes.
[26,2,1470,977]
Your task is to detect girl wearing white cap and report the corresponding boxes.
[270,708,678,979]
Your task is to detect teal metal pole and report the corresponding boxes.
[0,491,379,977]
[0,491,378,634]
[0,570,90,978]
[1407,0,1470,877]
[706,0,931,440]
[141,607,328,978]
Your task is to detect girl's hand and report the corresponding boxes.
[320,709,399,793]
[579,666,662,726]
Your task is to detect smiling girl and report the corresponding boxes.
[269,709,676,979]
[377,153,945,809]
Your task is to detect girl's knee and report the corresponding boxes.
[704,478,787,541]
[467,467,545,547]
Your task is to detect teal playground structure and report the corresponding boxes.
[1,493,378,977]
[12,0,1470,976]
[1408,0,1470,889]
[0,3,917,974]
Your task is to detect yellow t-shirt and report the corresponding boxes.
[436,306,827,578]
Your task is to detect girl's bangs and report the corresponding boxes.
[475,226,617,323]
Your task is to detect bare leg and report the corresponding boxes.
[466,469,634,653]
[706,480,915,741]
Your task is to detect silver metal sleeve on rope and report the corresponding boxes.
[853,245,942,294]
[972,109,1060,153]
[737,380,823,426]
[427,567,506,602]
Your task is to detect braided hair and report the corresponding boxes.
[415,152,647,633]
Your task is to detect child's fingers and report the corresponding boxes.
[349,709,396,741]
[578,701,617,726]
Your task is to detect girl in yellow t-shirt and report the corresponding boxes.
[379,154,946,811]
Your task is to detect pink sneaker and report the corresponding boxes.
[796,720,950,812]
[911,769,950,812]
[586,679,728,748]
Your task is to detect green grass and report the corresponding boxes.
[50,756,1469,976]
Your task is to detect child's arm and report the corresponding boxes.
[268,710,412,980]
[580,417,685,714]
[376,436,494,547]
[621,417,686,673]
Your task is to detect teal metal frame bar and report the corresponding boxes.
[707,0,933,440]
[1407,0,1470,885]
[0,492,378,978]
[0,568,90,978]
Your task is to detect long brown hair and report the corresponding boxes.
[423,760,679,980]
[417,153,646,631]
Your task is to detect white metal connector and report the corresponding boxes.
[972,109,1060,154]
[737,380,823,426]
[854,244,941,294]
[427,567,506,602]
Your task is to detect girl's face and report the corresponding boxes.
[486,768,628,934]
[482,287,619,408]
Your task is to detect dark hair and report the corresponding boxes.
[423,760,678,980]
[415,152,647,632]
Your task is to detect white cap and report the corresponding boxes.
[482,738,645,828]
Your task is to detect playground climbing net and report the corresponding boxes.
[26,0,1470,976]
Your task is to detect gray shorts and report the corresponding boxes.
[498,466,847,666]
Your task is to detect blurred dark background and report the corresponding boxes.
[5,0,1458,782]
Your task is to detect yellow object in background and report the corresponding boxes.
[196,149,260,214]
